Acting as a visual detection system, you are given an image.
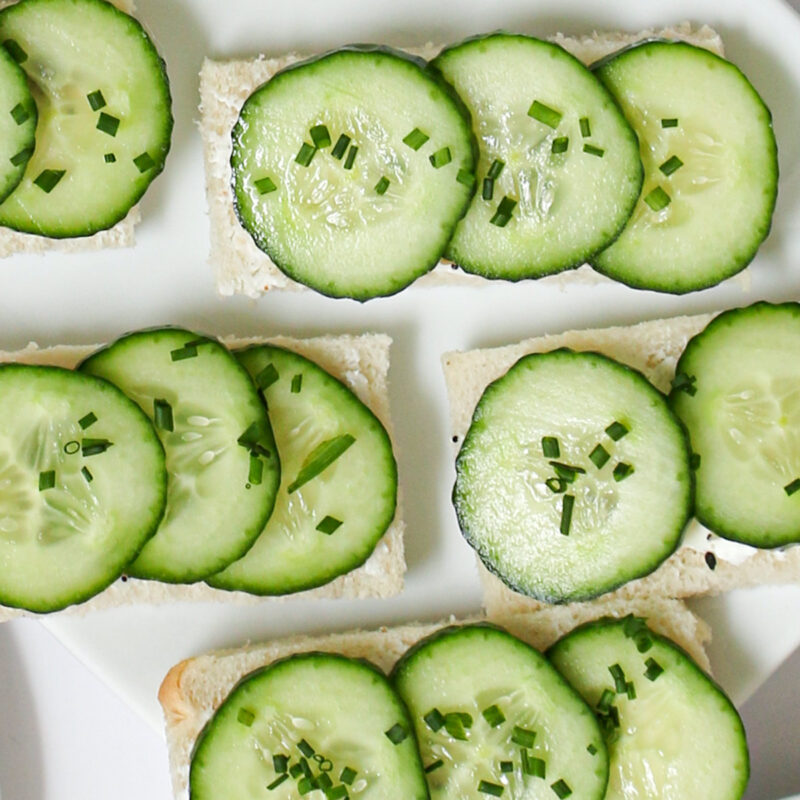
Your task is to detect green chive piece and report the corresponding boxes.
[267,774,289,791]
[79,412,98,429]
[522,751,546,778]
[425,760,444,774]
[39,470,55,491]
[490,195,517,227]
[3,39,27,63]
[87,90,106,111]
[546,477,567,494]
[690,452,701,470]
[403,127,429,150]
[660,155,684,176]
[288,434,356,494]
[297,739,315,757]
[479,780,504,796]
[291,373,303,393]
[671,372,697,396]
[444,712,472,740]
[64,441,80,455]
[290,763,304,778]
[310,124,332,148]
[10,147,33,166]
[589,444,610,469]
[326,786,348,800]
[429,147,452,168]
[551,136,569,154]
[609,664,627,694]
[784,479,800,496]
[153,398,174,432]
[273,754,289,774]
[237,708,255,726]
[622,615,654,652]
[500,761,514,773]
[605,421,628,441]
[316,773,333,789]
[295,142,316,167]
[661,118,679,128]
[81,466,94,483]
[385,723,408,744]
[488,159,505,180]
[511,725,536,748]
[644,186,671,211]
[255,363,279,391]
[374,176,390,195]
[597,689,615,713]
[587,743,598,755]
[170,344,197,361]
[298,757,312,778]
[549,462,586,482]
[133,152,155,173]
[542,436,560,458]
[482,704,505,727]
[560,494,575,536]
[528,100,562,129]
[424,708,445,732]
[104,153,117,164]
[316,516,342,535]
[340,767,357,785]
[297,777,314,795]
[583,143,605,158]
[645,658,664,681]
[331,134,351,159]
[613,462,634,482]
[236,421,272,458]
[482,177,495,201]
[10,102,29,125]
[626,681,637,699]
[457,168,476,187]
[551,779,573,798]
[254,176,277,194]
[248,454,263,485]
[82,438,112,457]
[34,169,66,193]
[343,145,358,170]
[579,117,591,138]
[314,754,333,772]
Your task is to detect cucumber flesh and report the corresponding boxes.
[80,329,280,583]
[0,365,166,612]
[0,44,36,203]
[548,618,749,800]
[591,41,778,293]
[208,344,397,595]
[190,653,429,800]
[392,624,608,799]
[0,0,172,237]
[453,350,692,602]
[432,33,642,280]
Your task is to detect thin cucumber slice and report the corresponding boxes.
[671,302,800,547]
[591,40,778,293]
[0,0,172,237]
[231,45,476,300]
[0,43,36,203]
[190,653,428,800]
[208,345,397,595]
[431,33,642,280]
[80,329,279,583]
[548,617,749,800]
[0,364,166,612]
[453,350,692,603]
[392,624,608,799]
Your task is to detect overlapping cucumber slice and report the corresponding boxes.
[0,43,36,204]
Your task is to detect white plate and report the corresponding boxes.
[2,0,799,735]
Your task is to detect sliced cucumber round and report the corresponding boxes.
[80,329,280,583]
[0,0,172,238]
[392,624,608,800]
[231,45,476,300]
[190,652,429,800]
[453,350,692,603]
[0,364,166,612]
[591,40,778,293]
[670,302,800,547]
[0,43,36,203]
[431,33,642,280]
[208,344,397,595]
[548,617,749,800]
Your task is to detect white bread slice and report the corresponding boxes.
[158,597,710,800]
[442,313,800,618]
[200,23,724,297]
[0,333,405,622]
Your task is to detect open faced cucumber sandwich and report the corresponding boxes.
[0,0,172,252]
[0,329,403,617]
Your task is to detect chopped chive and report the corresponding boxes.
[153,399,174,432]
[297,777,314,795]
[385,723,408,744]
[10,147,33,166]
[528,100,562,129]
[546,477,567,494]
[343,145,358,170]
[482,177,494,201]
[34,169,66,193]
[374,176,390,195]
[429,147,452,168]
[287,434,355,493]
[605,421,628,441]
[551,779,573,798]
[510,725,536,748]
[583,144,605,158]
[295,142,316,167]
[522,750,546,778]
[339,767,357,785]
[542,436,560,459]
[587,743,598,755]
[549,462,586,482]
[444,712,472,740]
[589,444,610,469]
[79,412,98,429]
[104,152,117,164]
[457,168,475,187]
[560,494,575,535]
[267,774,289,791]
[82,438,112,457]
[81,466,93,483]
[255,363,279,391]
[705,552,717,571]
[316,773,333,789]
[424,708,445,732]
[316,516,342,535]
[644,186,671,211]
[784,479,800,496]
[487,159,505,180]
[39,470,55,491]
[96,112,120,136]
[248,454,263,485]
[254,176,277,194]
[403,127,429,150]
[170,344,197,361]
[298,757,312,778]
[490,196,517,227]
[613,462,634,482]
[10,102,29,125]
[326,786,348,800]
[500,761,514,773]
[609,663,627,694]
[690,452,701,470]
[579,117,591,138]
[314,755,333,772]
[64,441,80,455]
[478,781,504,796]
[661,118,679,128]
[659,155,684,176]
[273,754,288,774]
[551,136,569,154]
[291,373,303,393]
[87,90,106,111]
[626,681,637,699]
[645,658,664,681]
[597,689,615,713]
[671,372,697,396]
[331,134,351,159]
[425,760,444,774]
[3,39,27,63]
[290,763,304,778]
[297,739,315,757]
[622,615,649,642]
[133,152,155,173]
[237,708,255,726]
[482,704,506,728]
[310,124,331,148]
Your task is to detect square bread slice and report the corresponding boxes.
[200,23,724,297]
[158,596,710,800]
[442,313,800,618]
[0,332,405,622]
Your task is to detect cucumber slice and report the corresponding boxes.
[231,45,476,300]
[548,617,749,800]
[591,41,778,293]
[190,653,428,800]
[0,43,36,203]
[431,33,642,280]
[670,302,800,547]
[392,624,608,799]
[208,345,397,595]
[0,0,172,238]
[80,329,279,583]
[453,350,692,603]
[0,364,166,612]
